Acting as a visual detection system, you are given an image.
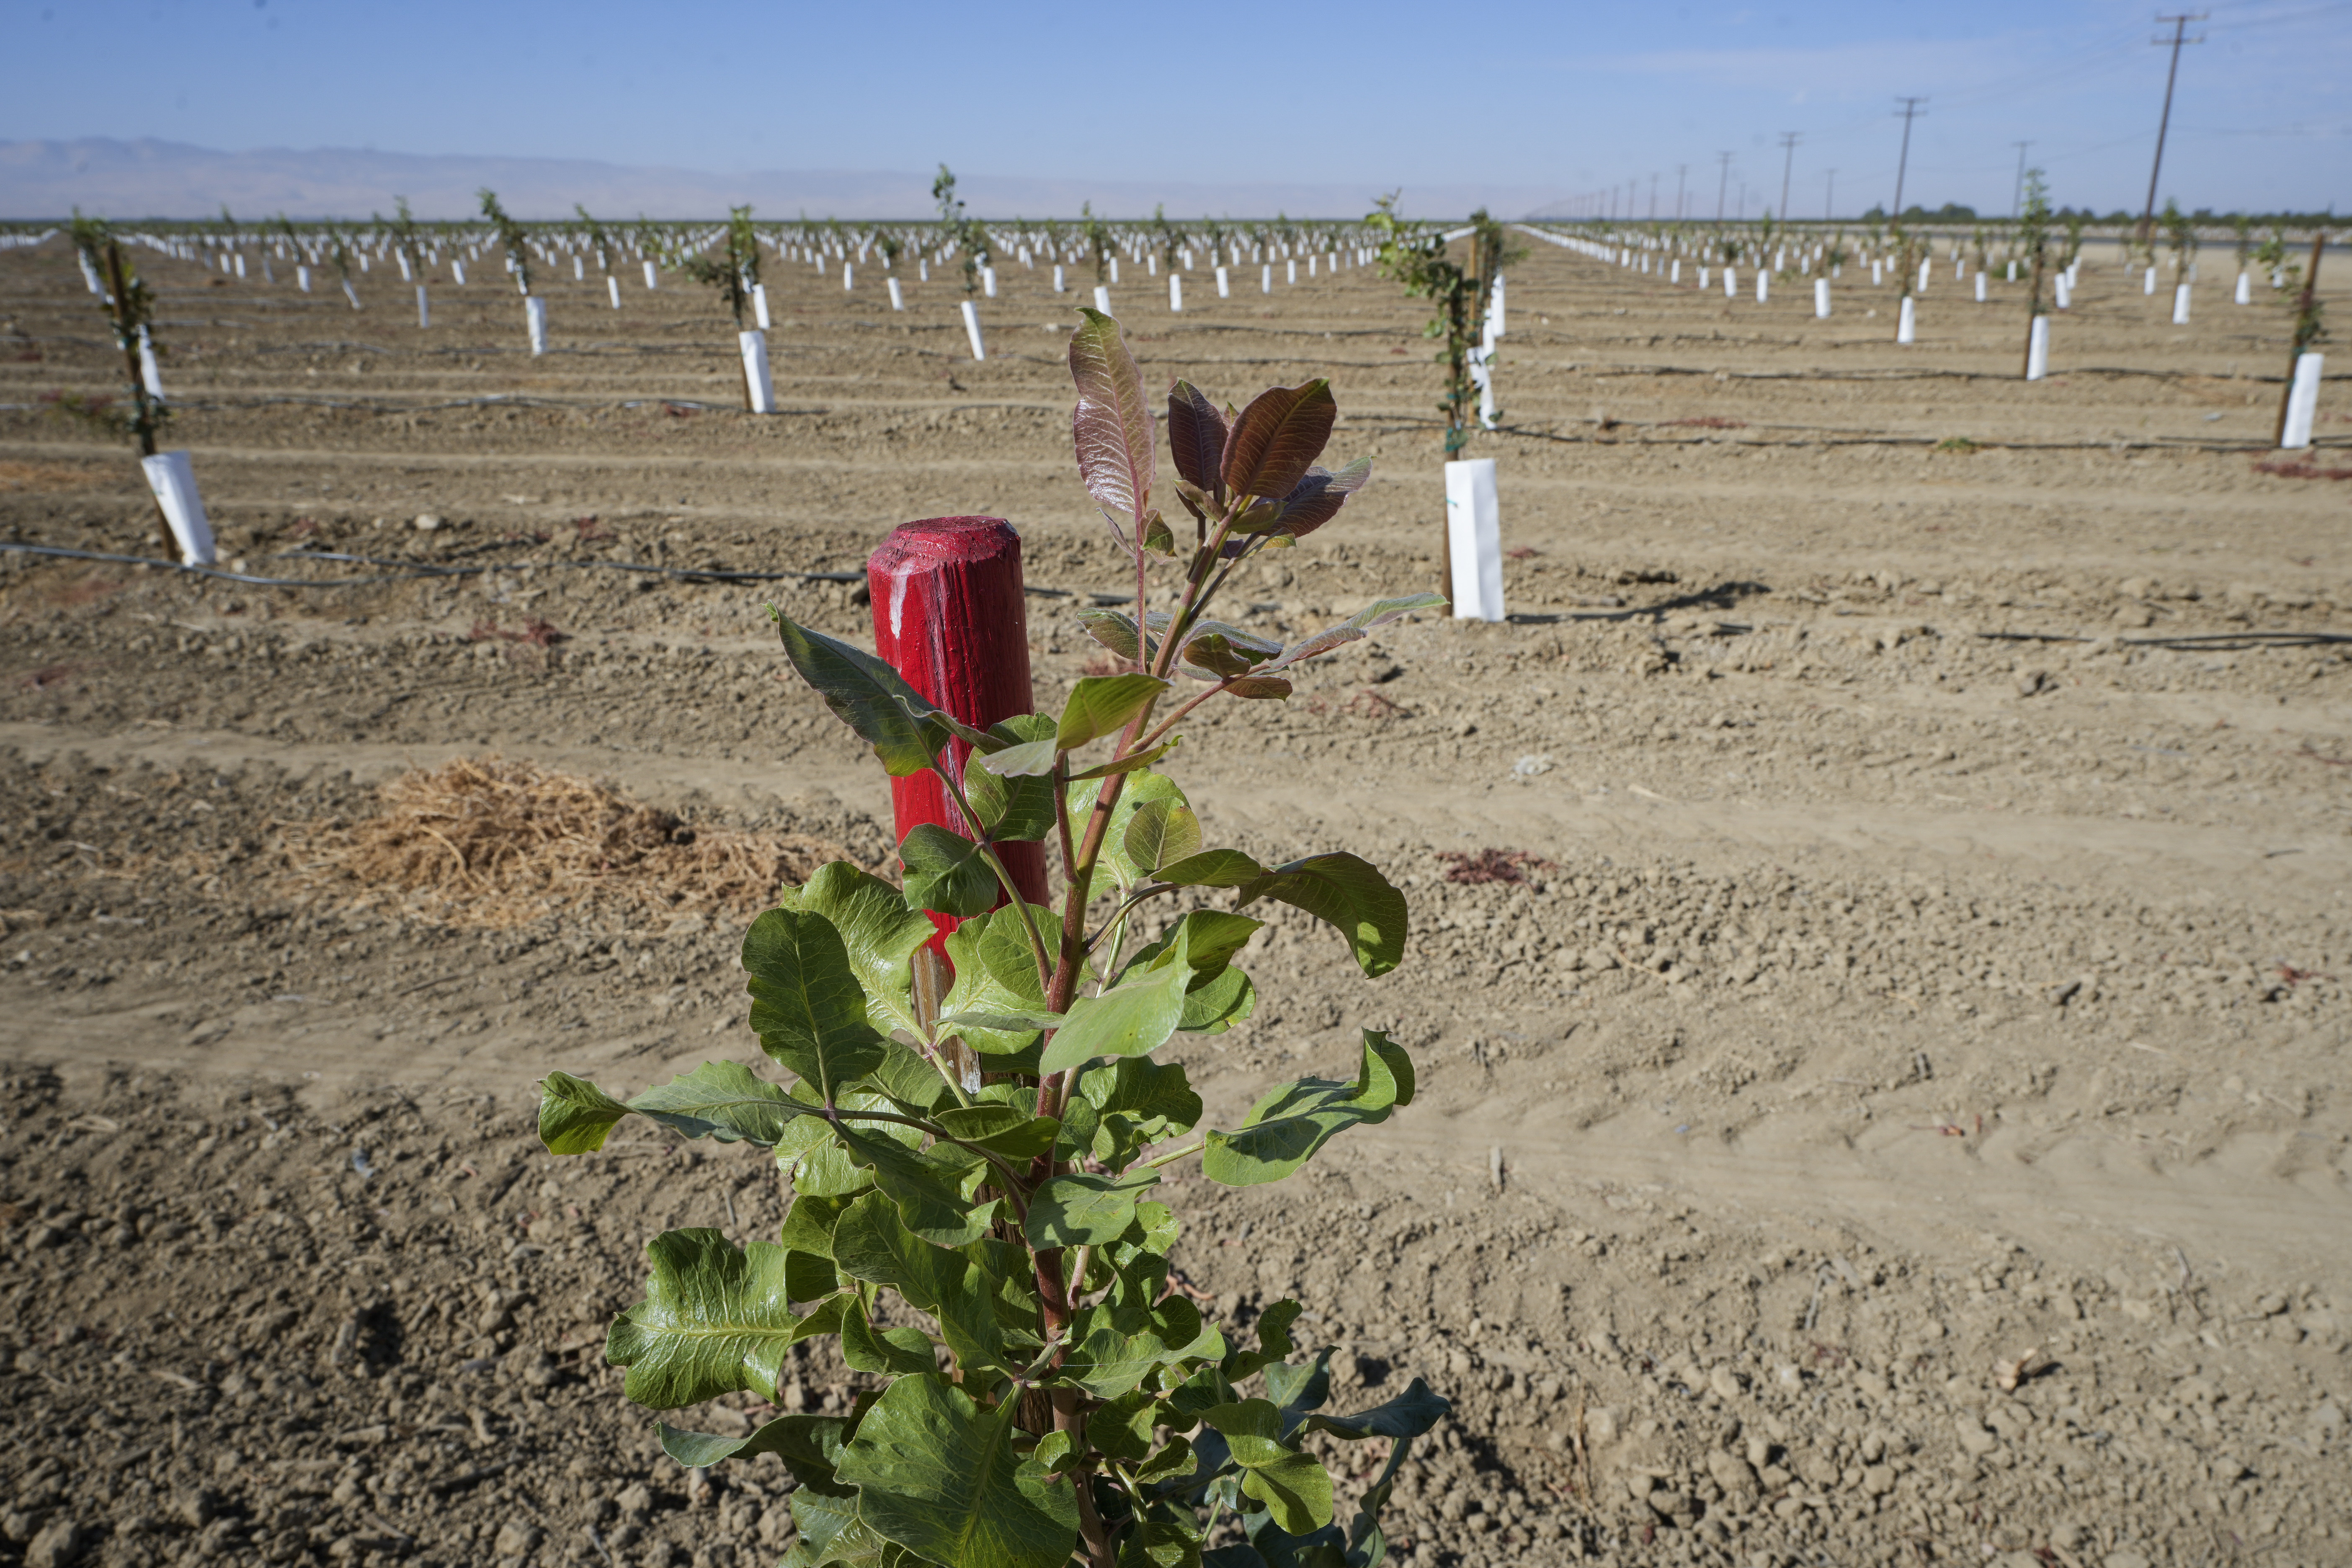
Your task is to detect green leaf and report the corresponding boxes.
[1156,849,1267,889]
[784,1248,841,1302]
[1077,607,1147,663]
[537,1071,630,1155]
[657,1412,850,1490]
[1070,771,1189,898]
[606,1230,803,1408]
[835,1124,995,1248]
[781,1486,891,1568]
[1264,1351,1333,1435]
[743,908,889,1099]
[1341,591,1447,631]
[1081,1056,1203,1140]
[1070,307,1158,527]
[829,1193,1013,1376]
[941,903,1055,1057]
[778,1193,854,1260]
[1297,1380,1451,1443]
[964,714,1060,841]
[1237,853,1409,979]
[1133,1437,1198,1487]
[1059,673,1169,752]
[1203,1033,1415,1188]
[1066,736,1180,782]
[779,862,936,1043]
[1026,1166,1161,1249]
[1223,1300,1303,1383]
[1200,1400,1288,1466]
[975,738,1059,778]
[939,1009,1065,1035]
[842,1300,939,1377]
[898,823,1000,919]
[1225,677,1292,701]
[1124,798,1202,875]
[834,1374,1082,1568]
[866,1038,956,1115]
[1039,956,1193,1074]
[1088,1388,1160,1463]
[1176,964,1256,1035]
[627,1060,815,1146]
[934,1103,1061,1159]
[1220,380,1336,503]
[1060,1296,1222,1399]
[1241,1452,1336,1537]
[774,613,952,777]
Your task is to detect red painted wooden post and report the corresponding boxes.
[866,514,1052,965]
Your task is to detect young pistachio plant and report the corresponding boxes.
[535,307,1448,1568]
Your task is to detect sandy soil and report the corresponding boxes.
[1,231,2349,1568]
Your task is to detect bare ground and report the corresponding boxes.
[1,232,2349,1568]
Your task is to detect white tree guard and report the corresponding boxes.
[753,285,771,329]
[417,286,431,328]
[1216,266,1230,298]
[1169,276,1183,312]
[1444,459,1504,623]
[888,278,905,311]
[740,330,775,414]
[526,297,548,356]
[2282,353,2324,449]
[1094,286,1112,315]
[2236,271,2251,305]
[643,260,658,290]
[2172,284,2191,326]
[606,276,620,310]
[142,451,215,566]
[137,326,165,402]
[1898,296,1917,345]
[961,300,986,361]
[2026,317,2050,382]
[1814,279,1830,318]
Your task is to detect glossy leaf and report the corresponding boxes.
[536,1071,631,1155]
[1058,673,1169,752]
[1025,1165,1160,1248]
[627,1060,817,1146]
[774,613,951,777]
[899,823,999,919]
[1080,1055,1204,1139]
[779,1486,890,1568]
[657,1412,850,1491]
[1226,677,1294,701]
[834,1124,995,1248]
[1075,772,1189,897]
[1237,854,1409,979]
[780,862,936,1043]
[1058,1296,1222,1398]
[1070,307,1157,528]
[830,1195,1015,1377]
[1168,379,1228,498]
[975,738,1059,779]
[606,1230,804,1408]
[963,714,1059,841]
[1297,1379,1452,1443]
[1038,950,1193,1073]
[834,1374,1082,1568]
[1220,380,1336,503]
[744,907,889,1099]
[1341,591,1447,631]
[842,1299,939,1377]
[1076,607,1150,664]
[1203,1033,1416,1187]
[941,902,1056,1056]
[1200,1402,1335,1534]
[1124,797,1202,875]
[934,1103,1061,1159]
[1157,848,1266,889]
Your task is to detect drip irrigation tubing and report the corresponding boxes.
[0,540,1133,603]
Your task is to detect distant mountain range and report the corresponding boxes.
[0,139,1567,222]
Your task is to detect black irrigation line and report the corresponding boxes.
[1977,629,2352,651]
[1365,410,2345,456]
[0,540,1132,603]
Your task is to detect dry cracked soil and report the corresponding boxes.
[1,230,2349,1568]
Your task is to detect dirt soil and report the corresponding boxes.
[2,234,2350,1568]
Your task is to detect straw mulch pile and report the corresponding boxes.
[282,757,852,929]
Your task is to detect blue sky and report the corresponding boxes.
[5,0,2344,216]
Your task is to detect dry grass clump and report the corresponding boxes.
[284,756,850,929]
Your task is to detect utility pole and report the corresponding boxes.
[1716,153,1733,222]
[1649,173,1659,220]
[2011,141,2033,217]
[1825,169,1837,221]
[1891,96,1927,216]
[1777,132,1801,222]
[2138,13,2206,245]
[1676,165,1689,221]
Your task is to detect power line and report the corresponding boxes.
[2138,12,2207,242]
[1825,168,1837,221]
[1891,97,1928,214]
[2011,140,2034,217]
[1777,132,1801,221]
[1675,164,1688,221]
[1716,152,1733,221]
